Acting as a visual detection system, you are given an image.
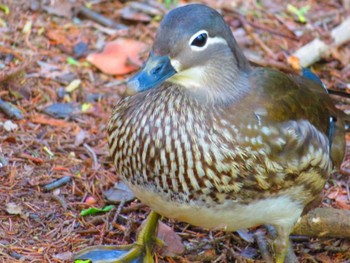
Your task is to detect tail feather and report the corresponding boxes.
[302,68,350,132]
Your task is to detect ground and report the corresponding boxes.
[0,0,350,262]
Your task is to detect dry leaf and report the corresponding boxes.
[52,251,73,261]
[104,181,135,203]
[87,38,147,75]
[74,128,87,146]
[6,202,23,215]
[287,55,301,70]
[156,221,185,257]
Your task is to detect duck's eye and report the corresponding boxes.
[191,33,208,47]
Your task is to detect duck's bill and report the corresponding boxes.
[126,53,177,95]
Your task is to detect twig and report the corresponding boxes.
[247,56,294,72]
[121,203,147,214]
[51,194,68,210]
[0,46,24,60]
[226,9,295,39]
[293,207,350,238]
[42,176,72,192]
[123,216,135,243]
[291,17,350,67]
[109,200,126,231]
[88,214,108,225]
[241,20,276,59]
[346,178,350,202]
[324,244,350,253]
[77,7,127,30]
[244,17,298,41]
[83,143,100,170]
[0,99,24,120]
[18,153,44,164]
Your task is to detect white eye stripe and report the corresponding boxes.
[189,30,227,51]
[189,29,208,47]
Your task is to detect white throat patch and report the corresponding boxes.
[168,65,205,88]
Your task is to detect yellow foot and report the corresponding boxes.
[273,225,291,263]
[74,211,161,263]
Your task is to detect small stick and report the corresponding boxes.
[121,203,147,214]
[83,143,99,170]
[245,17,298,41]
[51,194,68,210]
[109,200,126,231]
[77,6,127,30]
[0,99,24,120]
[242,20,276,59]
[291,17,350,67]
[247,56,293,72]
[42,176,72,192]
[293,207,350,238]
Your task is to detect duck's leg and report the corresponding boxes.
[273,225,292,263]
[74,211,161,263]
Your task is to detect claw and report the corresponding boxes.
[74,212,161,263]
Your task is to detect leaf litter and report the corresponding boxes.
[0,0,349,262]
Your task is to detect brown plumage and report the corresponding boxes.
[106,4,345,262]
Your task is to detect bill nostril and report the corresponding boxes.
[151,64,164,75]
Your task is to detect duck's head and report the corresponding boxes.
[127,4,250,103]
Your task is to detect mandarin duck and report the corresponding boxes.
[75,4,345,263]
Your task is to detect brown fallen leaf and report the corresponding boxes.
[42,0,75,18]
[31,114,72,128]
[104,181,135,203]
[74,128,87,146]
[87,38,147,75]
[327,188,340,199]
[156,221,185,257]
[6,202,23,215]
[52,251,74,261]
[335,194,350,209]
[120,6,152,22]
[287,55,301,70]
[18,153,44,164]
[46,29,71,46]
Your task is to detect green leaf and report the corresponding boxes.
[80,205,115,216]
[299,6,311,14]
[81,103,93,112]
[65,79,81,93]
[164,0,178,9]
[287,4,310,23]
[38,27,45,36]
[22,20,32,34]
[0,4,10,14]
[67,57,80,66]
[43,146,54,158]
[75,260,91,263]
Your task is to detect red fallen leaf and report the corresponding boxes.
[31,114,71,128]
[52,166,70,172]
[136,220,184,257]
[87,38,147,75]
[315,252,332,263]
[18,153,44,164]
[327,188,339,199]
[335,194,350,209]
[46,29,71,46]
[156,221,185,257]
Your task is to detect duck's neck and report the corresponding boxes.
[170,54,250,105]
